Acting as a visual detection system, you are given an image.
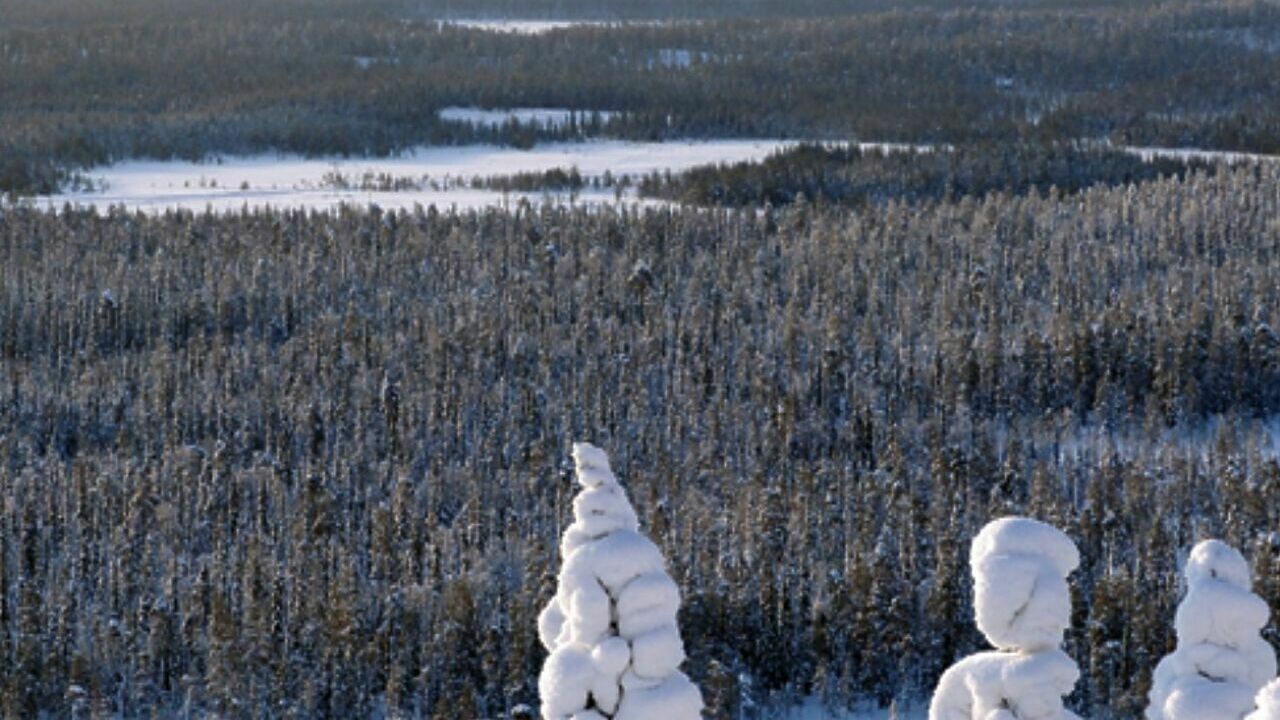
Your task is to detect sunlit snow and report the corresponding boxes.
[441,19,669,35]
[35,140,797,213]
[34,139,933,214]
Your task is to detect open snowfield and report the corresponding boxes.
[441,19,669,34]
[32,140,932,214]
[30,138,1266,215]
[33,140,796,213]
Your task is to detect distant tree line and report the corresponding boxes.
[4,164,1280,717]
[639,142,1208,207]
[4,0,1280,195]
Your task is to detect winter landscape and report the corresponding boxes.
[4,0,1280,718]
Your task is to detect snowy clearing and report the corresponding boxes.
[437,106,619,129]
[441,19,669,34]
[33,140,934,214]
[1120,145,1280,164]
[34,140,798,213]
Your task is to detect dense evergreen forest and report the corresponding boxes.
[638,143,1208,208]
[6,0,1280,717]
[5,0,1280,195]
[5,164,1280,717]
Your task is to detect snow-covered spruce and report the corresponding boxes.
[1147,540,1278,720]
[1248,679,1280,720]
[929,517,1082,720]
[538,443,704,720]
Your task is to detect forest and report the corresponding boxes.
[5,0,1280,194]
[5,0,1280,718]
[637,143,1207,208]
[5,163,1280,716]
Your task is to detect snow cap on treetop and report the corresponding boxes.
[1185,538,1252,590]
[573,442,617,489]
[970,517,1080,577]
[970,516,1080,652]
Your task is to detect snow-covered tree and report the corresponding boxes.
[1247,680,1280,720]
[537,443,704,720]
[1147,540,1278,720]
[929,517,1082,720]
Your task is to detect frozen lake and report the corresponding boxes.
[34,140,804,214]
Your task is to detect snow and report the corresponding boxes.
[438,107,619,129]
[970,518,1080,652]
[1121,145,1280,165]
[33,140,802,214]
[441,20,669,35]
[1147,540,1277,720]
[538,443,703,720]
[1248,680,1280,720]
[930,517,1082,720]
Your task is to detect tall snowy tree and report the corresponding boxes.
[1146,540,1277,720]
[538,443,703,720]
[929,517,1082,720]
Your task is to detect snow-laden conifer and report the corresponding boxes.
[1147,540,1277,720]
[929,517,1082,720]
[538,443,703,720]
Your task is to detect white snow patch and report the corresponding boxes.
[1248,679,1280,720]
[441,19,669,35]
[1121,145,1280,165]
[33,139,803,214]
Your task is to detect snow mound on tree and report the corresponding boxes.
[971,517,1081,652]
[1147,540,1277,720]
[930,517,1082,720]
[1247,679,1280,720]
[537,443,704,720]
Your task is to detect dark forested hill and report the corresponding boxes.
[4,165,1280,717]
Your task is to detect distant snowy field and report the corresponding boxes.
[33,140,929,214]
[34,140,795,213]
[441,19,670,34]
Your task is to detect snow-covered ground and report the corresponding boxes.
[1120,145,1280,164]
[441,19,669,34]
[33,140,797,213]
[438,106,619,129]
[33,140,933,214]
